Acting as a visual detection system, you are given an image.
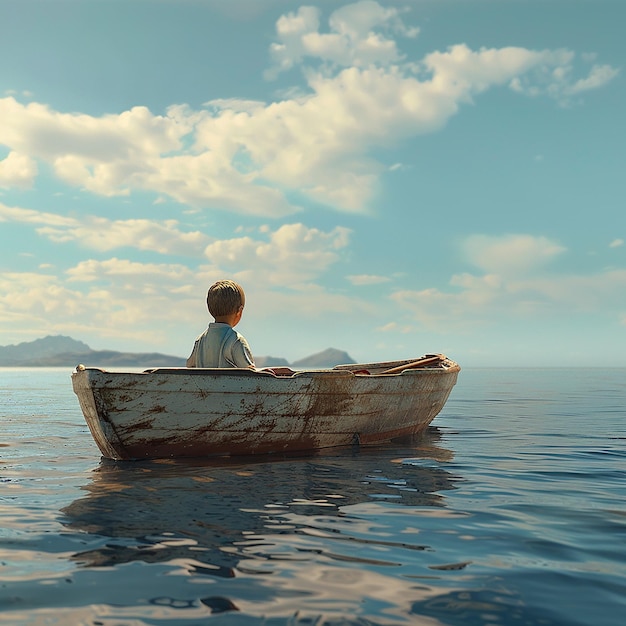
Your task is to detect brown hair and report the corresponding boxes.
[206,280,245,317]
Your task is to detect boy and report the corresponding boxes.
[186,280,255,369]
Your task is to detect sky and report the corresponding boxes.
[0,0,624,367]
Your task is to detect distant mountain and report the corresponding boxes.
[0,335,184,367]
[292,348,355,368]
[0,335,89,365]
[0,336,355,368]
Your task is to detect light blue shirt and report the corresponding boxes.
[188,323,255,368]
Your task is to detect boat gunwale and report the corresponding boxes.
[73,356,460,379]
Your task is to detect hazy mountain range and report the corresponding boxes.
[0,336,355,368]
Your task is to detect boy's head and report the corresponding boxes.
[207,280,246,319]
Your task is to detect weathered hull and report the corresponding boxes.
[71,357,460,460]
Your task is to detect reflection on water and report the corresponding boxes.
[55,429,464,622]
[62,429,455,570]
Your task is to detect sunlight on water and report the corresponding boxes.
[1,367,625,625]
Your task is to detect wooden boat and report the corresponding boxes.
[71,355,460,461]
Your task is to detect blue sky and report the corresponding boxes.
[0,0,624,366]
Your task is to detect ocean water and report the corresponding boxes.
[1,367,625,626]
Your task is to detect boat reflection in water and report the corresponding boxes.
[61,428,462,622]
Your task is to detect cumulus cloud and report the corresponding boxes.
[464,234,566,276]
[43,218,210,256]
[509,55,619,104]
[568,64,620,94]
[0,202,210,256]
[0,99,186,164]
[0,271,90,323]
[65,257,197,283]
[393,268,626,331]
[267,1,418,77]
[1,201,351,287]
[0,220,357,350]
[609,239,624,248]
[0,202,76,227]
[204,222,351,286]
[0,151,38,188]
[0,264,205,347]
[390,233,626,331]
[0,3,618,217]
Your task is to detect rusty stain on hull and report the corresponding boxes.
[71,356,460,461]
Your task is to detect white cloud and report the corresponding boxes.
[0,221,359,353]
[2,227,624,358]
[347,274,391,285]
[0,271,87,322]
[424,44,561,97]
[41,217,210,256]
[0,151,37,188]
[204,98,266,113]
[143,151,301,218]
[610,239,624,248]
[48,220,352,297]
[392,269,626,331]
[0,202,76,227]
[65,257,197,283]
[1,202,351,289]
[0,264,206,348]
[567,64,620,95]
[464,234,566,276]
[268,1,418,77]
[0,202,211,256]
[390,234,626,331]
[0,4,618,218]
[204,223,351,286]
[0,99,186,163]
[508,54,619,104]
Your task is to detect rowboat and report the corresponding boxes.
[71,354,460,460]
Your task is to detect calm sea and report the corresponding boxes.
[1,367,625,625]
